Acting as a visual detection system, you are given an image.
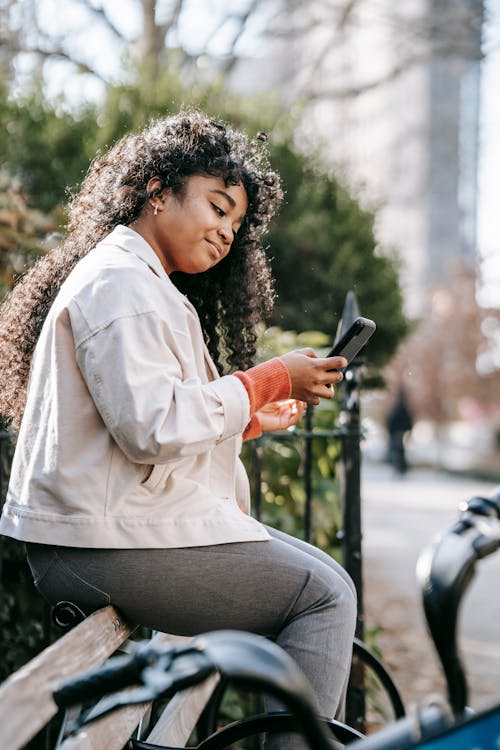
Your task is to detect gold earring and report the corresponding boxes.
[154,204,158,216]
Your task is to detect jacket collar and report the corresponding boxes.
[101,224,169,281]
[101,225,198,308]
[100,226,220,380]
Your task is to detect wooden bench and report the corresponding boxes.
[0,605,219,750]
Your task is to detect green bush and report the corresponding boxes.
[0,434,48,683]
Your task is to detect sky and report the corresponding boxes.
[12,0,500,310]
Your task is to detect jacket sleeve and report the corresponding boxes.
[74,310,251,464]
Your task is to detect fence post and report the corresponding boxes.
[303,404,315,544]
[335,291,367,731]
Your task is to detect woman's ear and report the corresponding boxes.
[146,177,167,216]
[146,177,164,198]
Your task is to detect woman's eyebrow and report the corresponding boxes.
[210,189,236,208]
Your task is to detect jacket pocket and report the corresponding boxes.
[141,463,169,490]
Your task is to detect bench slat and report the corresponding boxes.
[0,606,135,750]
[57,696,151,750]
[1,613,220,750]
[146,674,220,747]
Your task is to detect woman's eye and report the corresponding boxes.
[211,203,225,217]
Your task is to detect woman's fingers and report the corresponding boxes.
[295,347,318,358]
[279,399,306,425]
[324,355,349,372]
[296,400,307,419]
[290,399,307,424]
[280,350,348,403]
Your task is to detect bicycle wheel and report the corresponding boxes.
[196,638,405,743]
[348,637,405,734]
[132,712,363,750]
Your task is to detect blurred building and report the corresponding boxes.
[232,0,484,318]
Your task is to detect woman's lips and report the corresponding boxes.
[206,240,223,259]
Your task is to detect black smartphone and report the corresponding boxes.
[326,316,376,366]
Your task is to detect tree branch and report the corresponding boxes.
[337,0,359,30]
[160,0,185,36]
[219,0,265,74]
[263,0,359,38]
[303,52,431,100]
[7,39,109,82]
[71,0,124,42]
[300,0,360,88]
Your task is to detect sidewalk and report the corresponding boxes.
[360,459,500,712]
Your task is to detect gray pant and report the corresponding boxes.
[27,526,357,749]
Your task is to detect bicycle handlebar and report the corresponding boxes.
[53,641,170,707]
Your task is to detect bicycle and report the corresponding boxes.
[52,485,500,749]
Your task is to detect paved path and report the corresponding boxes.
[360,460,500,712]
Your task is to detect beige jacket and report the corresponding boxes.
[0,226,271,548]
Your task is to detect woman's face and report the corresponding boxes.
[145,174,248,275]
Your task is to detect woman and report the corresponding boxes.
[0,110,356,748]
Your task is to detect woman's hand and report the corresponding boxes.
[256,399,306,433]
[280,348,347,405]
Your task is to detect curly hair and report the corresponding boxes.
[0,109,282,430]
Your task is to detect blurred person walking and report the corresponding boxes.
[386,388,414,474]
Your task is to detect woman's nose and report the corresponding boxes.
[218,221,234,245]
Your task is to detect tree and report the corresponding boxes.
[264,0,485,102]
[0,0,271,91]
[0,169,57,296]
[265,143,407,365]
[385,264,499,422]
[0,0,487,101]
[0,81,99,213]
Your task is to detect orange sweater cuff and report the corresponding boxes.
[234,357,292,415]
[242,414,263,441]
